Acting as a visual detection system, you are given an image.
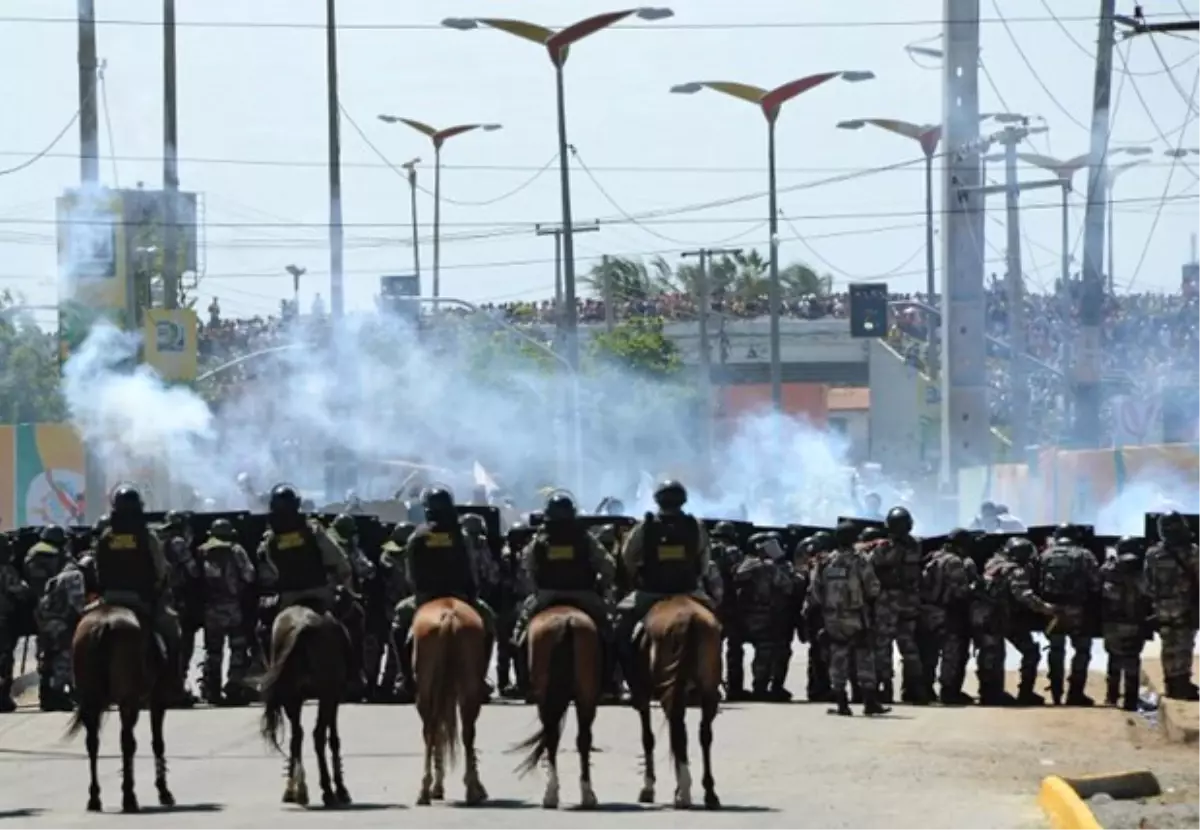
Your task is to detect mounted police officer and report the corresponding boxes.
[513,492,615,691]
[87,484,184,701]
[613,480,714,675]
[390,486,497,704]
[1037,524,1101,706]
[256,483,361,691]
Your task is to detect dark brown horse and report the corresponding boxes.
[628,595,723,810]
[66,604,174,813]
[411,597,488,806]
[259,604,351,808]
[512,605,602,809]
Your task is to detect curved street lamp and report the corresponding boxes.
[671,71,876,411]
[441,7,674,372]
[377,117,501,307]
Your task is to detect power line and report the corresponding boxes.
[1038,0,1200,75]
[0,108,82,177]
[1147,33,1200,114]
[0,12,1181,31]
[1117,39,1200,179]
[780,209,928,281]
[991,0,1092,131]
[98,61,120,187]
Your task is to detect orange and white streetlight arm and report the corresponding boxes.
[837,117,941,157]
[377,115,502,149]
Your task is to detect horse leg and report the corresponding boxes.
[576,700,598,809]
[120,703,141,813]
[84,708,103,812]
[538,700,562,809]
[284,700,309,807]
[461,696,487,806]
[417,713,435,805]
[314,699,336,807]
[669,704,692,809]
[150,699,175,807]
[700,693,721,810]
[329,701,352,805]
[636,702,656,804]
[431,739,446,801]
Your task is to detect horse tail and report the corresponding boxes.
[425,608,462,768]
[259,617,311,754]
[656,610,700,731]
[65,616,118,739]
[513,614,575,777]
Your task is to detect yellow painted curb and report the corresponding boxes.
[1039,776,1102,830]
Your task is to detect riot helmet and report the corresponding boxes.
[391,521,416,546]
[885,506,913,536]
[40,524,66,546]
[269,483,302,515]
[210,518,236,541]
[421,486,456,521]
[712,521,737,542]
[861,526,888,544]
[946,528,972,552]
[461,513,487,536]
[653,480,688,512]
[809,530,834,553]
[110,484,144,516]
[1004,536,1035,563]
[1158,511,1192,545]
[544,491,577,522]
[833,521,859,549]
[332,513,357,540]
[1115,535,1146,558]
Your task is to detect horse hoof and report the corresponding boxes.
[86,797,102,813]
[674,792,692,810]
[580,789,598,810]
[638,787,655,804]
[541,794,559,810]
[295,786,310,807]
[430,784,445,801]
[158,788,176,808]
[323,791,338,808]
[282,790,295,805]
[704,792,721,810]
[336,787,352,806]
[122,796,140,814]
[416,790,431,806]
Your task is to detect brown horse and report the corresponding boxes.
[411,597,489,806]
[66,604,174,814]
[259,604,352,808]
[512,605,602,809]
[628,595,723,810]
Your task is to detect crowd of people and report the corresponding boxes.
[197,281,1199,445]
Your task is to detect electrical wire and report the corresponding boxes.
[1147,33,1200,114]
[991,0,1092,131]
[569,146,768,247]
[338,103,557,207]
[1117,39,1200,180]
[0,107,82,177]
[1038,0,1200,75]
[1,12,1181,31]
[780,209,927,281]
[1122,60,1200,291]
[98,61,120,187]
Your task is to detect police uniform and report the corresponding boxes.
[513,520,614,648]
[257,518,353,611]
[1037,531,1101,705]
[36,559,86,709]
[0,540,31,711]
[197,526,256,703]
[1100,549,1150,711]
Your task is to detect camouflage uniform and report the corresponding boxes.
[867,527,924,703]
[917,540,972,703]
[35,560,86,709]
[1143,515,1199,700]
[157,515,200,696]
[731,535,795,699]
[710,524,747,698]
[0,542,32,710]
[376,526,414,696]
[197,529,256,703]
[807,538,884,714]
[25,529,69,703]
[1100,551,1149,710]
[977,543,1056,705]
[328,517,376,593]
[1037,536,1102,705]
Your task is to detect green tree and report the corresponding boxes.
[587,316,682,379]
[581,255,675,303]
[0,291,67,423]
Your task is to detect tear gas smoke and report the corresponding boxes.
[60,309,906,525]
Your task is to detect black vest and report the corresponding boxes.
[532,524,594,592]
[408,523,475,600]
[640,513,700,594]
[269,522,326,593]
[95,526,157,602]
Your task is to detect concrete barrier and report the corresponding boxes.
[1038,776,1102,830]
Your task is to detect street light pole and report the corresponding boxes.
[377,117,501,311]
[671,71,875,411]
[401,157,421,285]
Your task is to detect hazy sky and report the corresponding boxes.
[1,0,1197,325]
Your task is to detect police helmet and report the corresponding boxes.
[544,491,577,522]
[110,484,144,515]
[1115,535,1145,558]
[210,518,236,540]
[332,513,357,539]
[885,506,913,535]
[712,521,737,541]
[1004,536,1036,562]
[462,513,487,535]
[269,483,302,514]
[391,522,416,546]
[421,486,456,515]
[40,524,66,545]
[603,498,626,516]
[653,479,687,511]
[809,530,835,553]
[1158,511,1192,544]
[1053,523,1079,544]
[94,513,111,534]
[833,521,859,548]
[946,528,972,551]
[861,526,888,543]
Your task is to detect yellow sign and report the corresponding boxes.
[143,308,198,381]
[659,545,685,561]
[427,532,451,548]
[276,531,305,550]
[548,545,575,561]
[109,533,137,550]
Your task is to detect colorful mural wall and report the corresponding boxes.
[0,423,87,530]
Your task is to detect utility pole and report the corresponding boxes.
[682,246,742,466]
[325,0,345,319]
[78,0,99,185]
[939,0,988,490]
[1076,0,1117,448]
[161,0,180,310]
[536,221,599,327]
[975,123,1058,456]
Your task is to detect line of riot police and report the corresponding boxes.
[0,487,1194,715]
